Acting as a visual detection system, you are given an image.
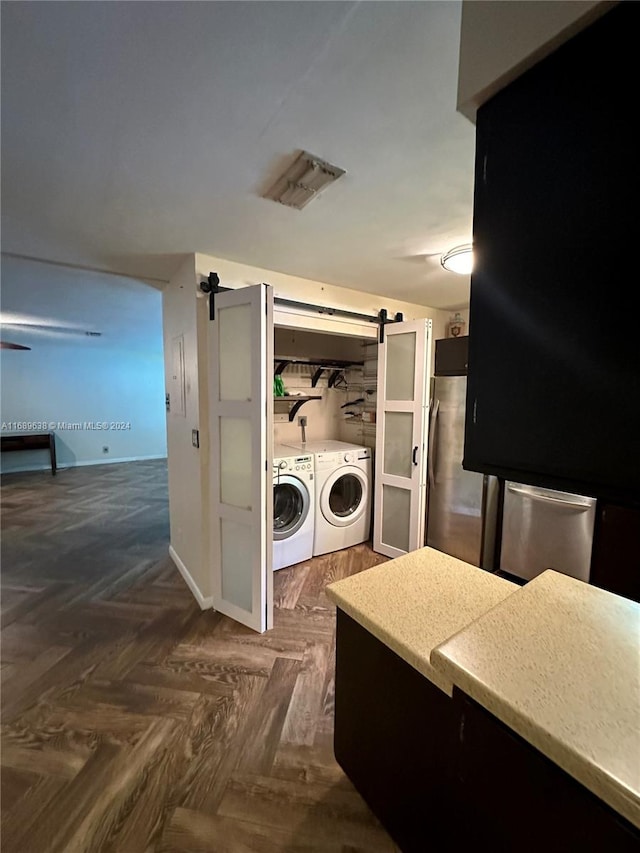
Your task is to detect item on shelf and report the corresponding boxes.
[274,356,364,389]
[361,411,376,423]
[274,375,286,396]
[447,312,466,339]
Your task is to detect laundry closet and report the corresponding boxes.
[272,325,377,571]
[207,281,431,632]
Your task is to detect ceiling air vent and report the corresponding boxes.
[264,151,345,210]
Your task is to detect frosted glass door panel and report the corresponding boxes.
[385,332,416,401]
[374,319,432,559]
[381,486,411,553]
[218,303,252,401]
[209,284,273,633]
[383,412,413,478]
[220,417,252,509]
[220,518,253,610]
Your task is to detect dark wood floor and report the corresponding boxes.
[1,460,395,852]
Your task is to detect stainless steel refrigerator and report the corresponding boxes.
[426,374,498,568]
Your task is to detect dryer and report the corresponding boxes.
[273,445,315,571]
[286,441,372,556]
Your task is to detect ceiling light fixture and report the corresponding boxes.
[441,244,473,275]
[264,150,346,210]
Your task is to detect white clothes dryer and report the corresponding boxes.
[272,445,315,571]
[284,442,371,557]
[284,439,363,455]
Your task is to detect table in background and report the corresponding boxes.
[1,432,57,475]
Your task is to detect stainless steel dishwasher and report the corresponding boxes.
[500,482,596,582]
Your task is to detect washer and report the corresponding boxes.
[285,440,372,556]
[272,444,315,571]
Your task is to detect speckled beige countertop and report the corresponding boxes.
[325,546,517,695]
[431,570,640,829]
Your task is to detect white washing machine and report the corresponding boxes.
[272,445,315,571]
[285,440,372,556]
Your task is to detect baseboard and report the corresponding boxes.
[1,454,167,474]
[74,454,168,466]
[168,545,213,610]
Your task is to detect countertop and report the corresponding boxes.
[430,569,640,829]
[328,550,640,829]
[325,546,517,695]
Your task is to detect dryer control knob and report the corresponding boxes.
[279,461,287,470]
[295,466,299,471]
[344,453,352,463]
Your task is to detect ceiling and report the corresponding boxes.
[1,1,477,310]
[0,256,163,352]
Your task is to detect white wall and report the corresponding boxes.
[457,0,607,121]
[0,342,166,472]
[274,382,343,448]
[273,327,365,447]
[162,255,211,607]
[195,254,449,339]
[272,330,378,449]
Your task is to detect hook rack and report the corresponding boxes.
[274,394,322,422]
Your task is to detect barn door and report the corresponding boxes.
[209,284,273,632]
[374,319,431,558]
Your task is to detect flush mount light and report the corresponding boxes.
[441,244,473,275]
[264,150,346,210]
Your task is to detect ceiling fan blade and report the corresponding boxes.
[0,341,32,350]
[0,322,101,337]
[394,251,443,265]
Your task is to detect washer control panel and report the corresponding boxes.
[273,453,313,474]
[315,447,372,471]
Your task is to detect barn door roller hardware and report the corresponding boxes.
[377,308,406,343]
[199,272,231,321]
[200,272,404,336]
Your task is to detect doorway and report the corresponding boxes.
[208,284,432,632]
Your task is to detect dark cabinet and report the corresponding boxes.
[334,610,457,852]
[434,335,469,377]
[465,3,640,507]
[452,690,639,852]
[590,502,640,603]
[333,610,640,850]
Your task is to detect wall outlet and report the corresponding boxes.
[102,446,109,453]
[298,416,307,427]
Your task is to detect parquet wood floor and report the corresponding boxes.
[1,460,396,852]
